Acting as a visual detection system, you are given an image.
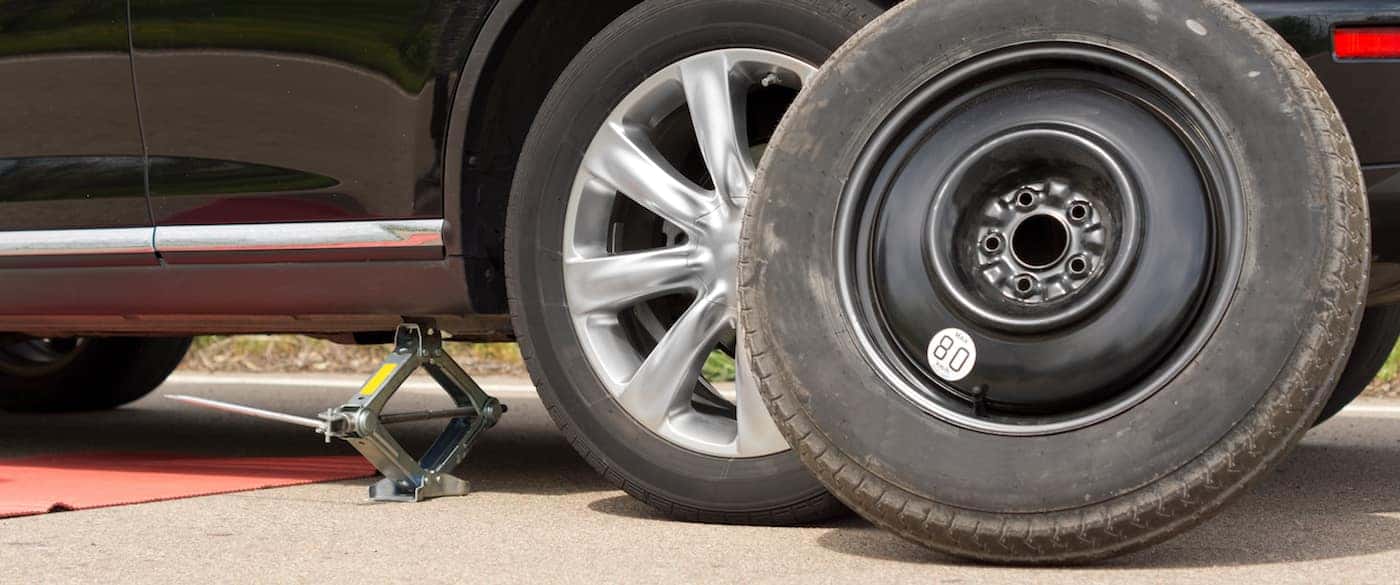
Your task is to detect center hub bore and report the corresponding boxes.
[1011,213,1069,269]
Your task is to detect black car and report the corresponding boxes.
[2,0,1397,562]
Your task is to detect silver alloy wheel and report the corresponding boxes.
[563,49,815,458]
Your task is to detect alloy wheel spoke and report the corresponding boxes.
[586,121,717,232]
[679,52,754,203]
[564,246,702,315]
[732,334,790,455]
[566,49,814,458]
[615,295,730,430]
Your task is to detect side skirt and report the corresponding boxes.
[0,220,511,339]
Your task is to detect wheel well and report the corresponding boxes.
[457,0,643,314]
[456,0,901,315]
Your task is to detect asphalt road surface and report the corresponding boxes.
[4,373,1400,584]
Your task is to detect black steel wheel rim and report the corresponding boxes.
[835,43,1245,435]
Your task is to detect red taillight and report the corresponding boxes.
[1335,27,1400,60]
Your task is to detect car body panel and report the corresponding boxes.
[128,0,495,226]
[0,1,151,233]
[1241,1,1400,290]
[1245,0,1400,167]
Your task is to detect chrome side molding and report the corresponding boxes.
[155,219,445,263]
[0,219,446,267]
[0,227,156,267]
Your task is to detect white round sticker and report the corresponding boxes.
[927,328,977,382]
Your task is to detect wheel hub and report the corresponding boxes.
[973,179,1107,305]
[921,126,1144,334]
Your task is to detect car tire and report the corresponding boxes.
[505,0,882,524]
[0,336,193,412]
[740,0,1367,562]
[1315,305,1400,426]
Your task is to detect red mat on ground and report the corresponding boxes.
[0,452,376,518]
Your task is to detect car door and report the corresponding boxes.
[127,1,468,234]
[0,1,154,267]
[0,1,491,321]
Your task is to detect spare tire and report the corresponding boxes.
[740,0,1367,562]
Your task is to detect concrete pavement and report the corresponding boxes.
[3,373,1400,584]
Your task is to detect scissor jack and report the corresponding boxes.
[168,319,506,502]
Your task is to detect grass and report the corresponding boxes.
[1370,343,1400,397]
[703,352,737,383]
[182,335,525,376]
[1378,343,1400,383]
[182,336,740,383]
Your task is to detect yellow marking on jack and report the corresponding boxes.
[359,363,398,395]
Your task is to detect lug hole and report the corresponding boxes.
[1067,255,1091,278]
[1068,201,1092,224]
[1013,275,1038,296]
[1014,189,1038,209]
[981,233,1005,254]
